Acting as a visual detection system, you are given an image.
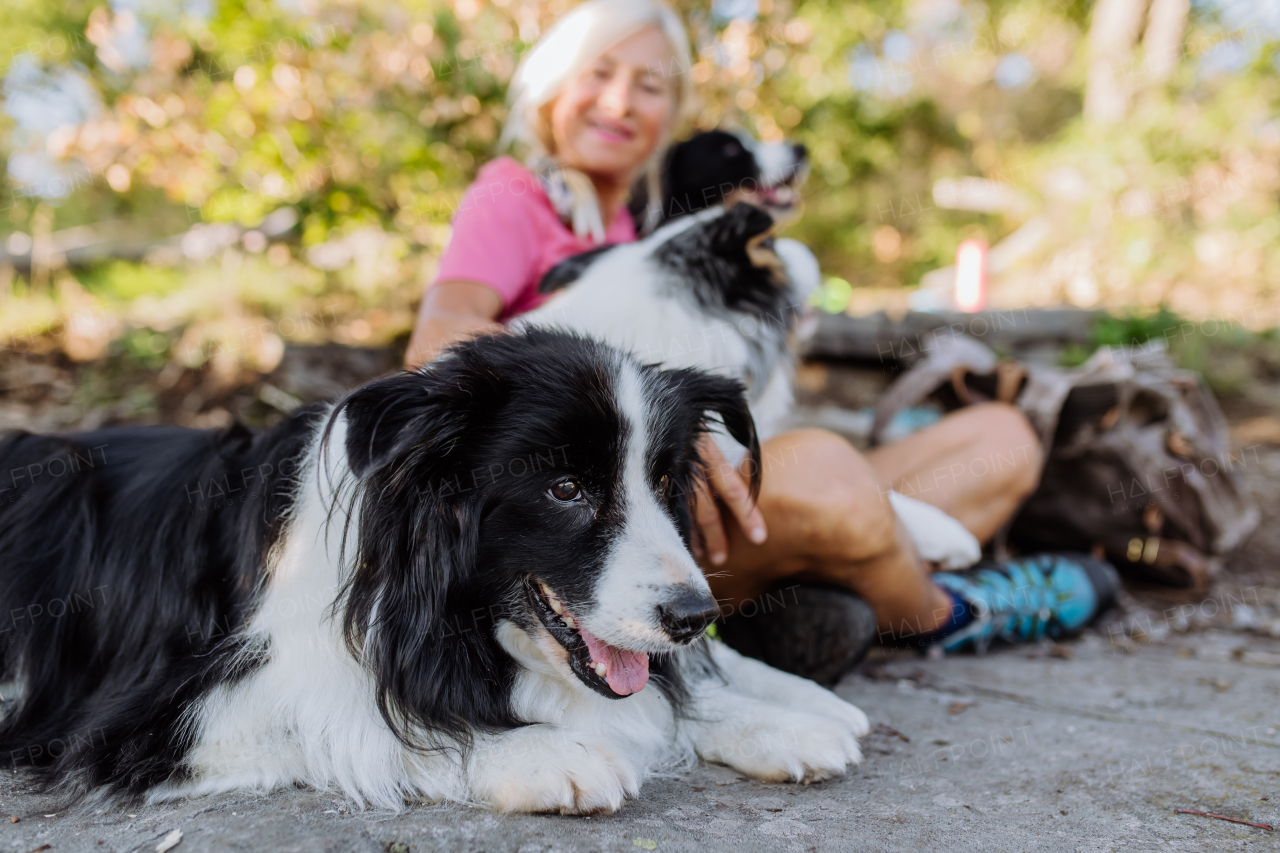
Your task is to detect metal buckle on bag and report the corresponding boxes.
[1126,536,1161,563]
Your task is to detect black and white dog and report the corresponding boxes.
[0,330,869,812]
[630,129,810,232]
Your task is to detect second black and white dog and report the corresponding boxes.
[532,129,819,455]
[0,330,869,813]
[523,203,817,455]
[630,128,810,232]
[522,206,979,567]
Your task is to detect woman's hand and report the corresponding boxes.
[404,280,505,369]
[690,433,767,566]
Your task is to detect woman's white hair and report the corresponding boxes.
[500,0,693,242]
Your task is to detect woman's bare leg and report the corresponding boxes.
[866,402,1043,543]
[704,428,952,634]
[702,404,1043,635]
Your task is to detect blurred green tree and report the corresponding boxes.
[0,0,1277,362]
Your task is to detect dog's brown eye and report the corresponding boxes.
[549,480,583,503]
[658,474,671,495]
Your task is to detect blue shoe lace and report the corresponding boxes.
[932,554,1107,654]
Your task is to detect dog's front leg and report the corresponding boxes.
[706,640,870,736]
[680,644,865,784]
[466,724,643,814]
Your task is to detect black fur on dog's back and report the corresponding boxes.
[0,410,323,796]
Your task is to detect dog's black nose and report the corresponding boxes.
[792,142,808,162]
[657,587,720,644]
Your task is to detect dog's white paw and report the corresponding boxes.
[469,725,641,814]
[697,704,863,784]
[888,490,981,570]
[818,694,871,738]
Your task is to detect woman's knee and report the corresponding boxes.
[764,430,898,561]
[954,402,1044,498]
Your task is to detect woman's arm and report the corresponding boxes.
[404,280,505,369]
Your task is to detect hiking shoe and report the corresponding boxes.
[716,584,877,686]
[931,553,1120,654]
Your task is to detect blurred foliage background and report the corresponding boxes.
[0,0,1278,391]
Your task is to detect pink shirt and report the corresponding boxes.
[434,157,637,322]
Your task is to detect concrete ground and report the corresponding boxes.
[4,346,1279,851]
[4,629,1277,853]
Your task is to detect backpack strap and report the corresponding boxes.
[869,334,999,447]
[994,360,1027,405]
[1012,365,1076,447]
[870,330,1092,450]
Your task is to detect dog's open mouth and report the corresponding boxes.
[525,576,649,700]
[760,183,801,210]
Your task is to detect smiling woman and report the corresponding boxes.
[504,2,692,241]
[403,0,691,369]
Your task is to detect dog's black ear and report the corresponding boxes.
[332,354,523,750]
[708,202,775,252]
[538,245,617,294]
[338,371,468,478]
[671,368,762,499]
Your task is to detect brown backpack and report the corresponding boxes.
[871,333,1259,591]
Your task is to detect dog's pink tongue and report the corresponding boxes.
[579,627,649,695]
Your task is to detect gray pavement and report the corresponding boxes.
[4,629,1277,853]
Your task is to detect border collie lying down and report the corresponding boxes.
[0,330,869,812]
[523,204,982,569]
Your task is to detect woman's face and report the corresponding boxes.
[548,26,676,184]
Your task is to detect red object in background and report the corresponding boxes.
[954,239,987,312]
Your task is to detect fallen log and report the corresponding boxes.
[800,308,1102,364]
